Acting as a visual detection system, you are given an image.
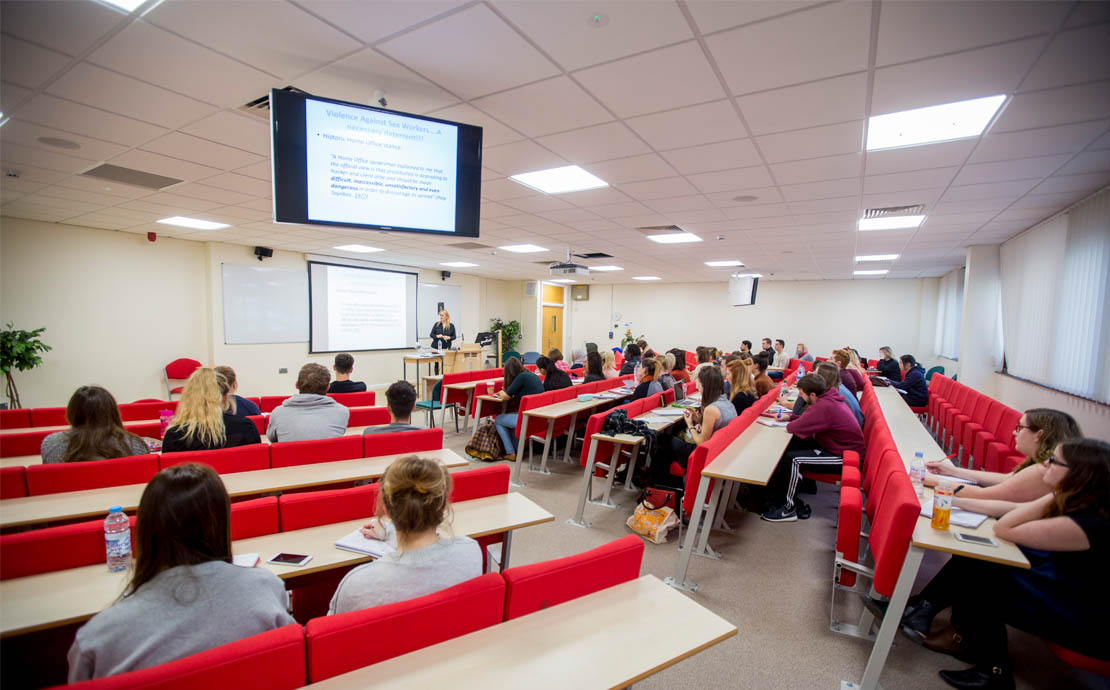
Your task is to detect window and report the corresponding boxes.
[935,268,964,360]
[1000,188,1110,404]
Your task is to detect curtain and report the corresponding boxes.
[935,268,963,359]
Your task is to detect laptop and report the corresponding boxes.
[673,381,686,402]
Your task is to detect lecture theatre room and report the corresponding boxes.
[1,1,1108,688]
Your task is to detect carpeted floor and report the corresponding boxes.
[429,415,1096,690]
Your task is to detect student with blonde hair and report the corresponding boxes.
[657,352,676,391]
[727,359,758,415]
[600,350,619,379]
[162,369,260,453]
[631,359,663,401]
[876,346,901,380]
[832,349,864,397]
[329,456,481,613]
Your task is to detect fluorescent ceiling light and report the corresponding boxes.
[509,165,608,194]
[333,244,384,253]
[498,244,547,253]
[858,215,925,231]
[856,254,900,262]
[440,261,478,268]
[732,273,763,278]
[588,265,623,272]
[550,278,576,283]
[647,232,701,244]
[866,95,1006,151]
[705,260,744,267]
[98,0,147,11]
[156,216,229,230]
[632,276,661,281]
[854,269,889,276]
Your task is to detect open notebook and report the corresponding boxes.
[919,502,989,529]
[334,530,396,558]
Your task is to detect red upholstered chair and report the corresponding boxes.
[450,465,510,571]
[347,406,390,428]
[1046,643,1110,677]
[159,444,268,475]
[501,535,644,620]
[247,415,267,435]
[305,573,505,682]
[63,624,306,690]
[362,428,443,457]
[269,436,362,469]
[164,358,202,399]
[26,455,159,496]
[835,486,863,586]
[230,497,280,540]
[126,421,162,439]
[259,395,291,413]
[119,401,177,422]
[1,466,27,498]
[971,406,1021,471]
[326,391,376,407]
[959,400,1003,467]
[0,514,135,579]
[0,408,31,429]
[29,407,67,427]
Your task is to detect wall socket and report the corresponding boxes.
[278,367,288,374]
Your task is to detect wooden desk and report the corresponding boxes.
[420,375,442,402]
[0,418,165,436]
[310,575,736,690]
[1,454,41,469]
[403,353,445,390]
[260,425,369,444]
[442,379,499,433]
[0,449,467,529]
[0,492,553,638]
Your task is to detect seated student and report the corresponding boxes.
[214,366,261,417]
[668,348,692,383]
[619,343,642,376]
[364,381,421,434]
[651,366,737,487]
[41,386,150,463]
[752,354,775,396]
[570,347,587,370]
[636,338,649,353]
[656,353,676,391]
[876,346,901,380]
[582,351,606,384]
[162,369,261,453]
[266,363,350,443]
[494,357,543,461]
[727,359,758,415]
[330,455,482,614]
[762,374,865,522]
[720,353,743,396]
[691,346,715,379]
[548,348,572,374]
[772,339,790,369]
[759,338,775,365]
[327,353,367,393]
[600,349,620,379]
[68,464,293,681]
[795,342,815,362]
[832,349,864,397]
[739,340,753,356]
[814,362,864,427]
[888,354,928,407]
[537,355,572,391]
[925,409,1081,502]
[900,438,1109,690]
[631,359,663,400]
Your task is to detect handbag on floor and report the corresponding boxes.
[626,489,679,545]
[465,419,505,462]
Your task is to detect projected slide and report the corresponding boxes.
[309,262,418,352]
[304,99,458,232]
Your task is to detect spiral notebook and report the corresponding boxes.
[334,530,395,558]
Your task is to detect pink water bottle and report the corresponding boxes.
[159,410,173,439]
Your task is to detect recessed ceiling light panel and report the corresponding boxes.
[550,278,576,283]
[156,216,229,230]
[632,276,661,281]
[705,260,744,267]
[98,0,147,12]
[866,95,1006,151]
[854,269,889,276]
[647,232,701,244]
[858,215,925,231]
[498,244,548,253]
[440,261,478,267]
[856,254,900,262]
[588,265,623,272]
[509,165,608,194]
[333,244,384,253]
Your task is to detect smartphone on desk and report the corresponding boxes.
[953,533,998,548]
[268,552,313,566]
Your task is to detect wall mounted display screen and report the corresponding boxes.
[271,89,482,237]
[308,261,419,353]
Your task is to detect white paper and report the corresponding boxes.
[232,553,260,568]
[757,417,789,427]
[653,408,685,417]
[334,529,396,558]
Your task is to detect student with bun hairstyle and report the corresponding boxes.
[657,353,676,391]
[631,359,663,400]
[68,464,293,680]
[329,456,481,613]
[162,369,261,453]
[214,365,261,417]
[41,386,150,463]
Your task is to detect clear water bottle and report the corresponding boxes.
[104,507,132,572]
[909,452,926,497]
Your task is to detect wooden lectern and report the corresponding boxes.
[442,344,482,373]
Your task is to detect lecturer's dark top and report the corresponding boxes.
[430,322,456,350]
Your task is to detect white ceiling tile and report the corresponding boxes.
[771,153,860,185]
[536,207,601,223]
[1,81,33,112]
[146,1,362,79]
[32,186,126,208]
[52,174,152,200]
[952,154,1071,186]
[194,171,271,197]
[556,186,634,207]
[1030,171,1110,195]
[295,48,460,116]
[644,195,714,213]
[625,100,746,150]
[480,177,541,201]
[787,196,861,215]
[863,167,960,195]
[480,201,523,218]
[971,120,1109,162]
[992,81,1110,133]
[1,119,129,161]
[574,41,725,118]
[46,62,216,129]
[167,182,256,206]
[687,165,774,194]
[931,198,1012,214]
[140,132,265,170]
[14,93,169,146]
[0,0,122,57]
[211,205,273,222]
[424,103,525,148]
[660,139,762,175]
[666,208,727,224]
[141,192,224,212]
[707,1,870,95]
[707,187,784,207]
[179,111,271,156]
[943,178,1041,202]
[501,195,573,213]
[865,139,976,175]
[583,153,678,184]
[1021,24,1110,92]
[757,120,864,164]
[377,4,558,99]
[926,210,1000,226]
[588,201,653,218]
[0,141,96,174]
[482,139,567,175]
[3,164,69,185]
[297,1,467,44]
[235,161,272,181]
[472,76,611,137]
[872,39,1041,116]
[1056,150,1110,175]
[686,1,824,35]
[862,188,946,210]
[616,176,698,200]
[1,36,71,90]
[537,121,650,164]
[495,0,692,71]
[875,1,1066,66]
[780,177,861,202]
[738,73,867,135]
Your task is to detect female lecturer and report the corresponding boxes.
[429,310,456,374]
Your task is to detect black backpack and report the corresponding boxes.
[601,409,658,446]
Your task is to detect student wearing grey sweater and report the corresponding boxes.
[266,363,350,442]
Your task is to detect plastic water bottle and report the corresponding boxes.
[909,452,926,497]
[104,507,132,572]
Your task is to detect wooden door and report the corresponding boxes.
[541,305,563,354]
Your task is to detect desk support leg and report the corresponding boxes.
[470,398,484,442]
[623,446,639,491]
[693,481,724,560]
[665,474,712,593]
[597,445,624,508]
[563,412,578,463]
[568,439,599,528]
[463,390,474,432]
[537,419,555,475]
[840,545,924,690]
[501,531,513,569]
[511,416,531,488]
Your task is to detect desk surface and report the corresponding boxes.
[310,575,737,690]
[0,492,553,637]
[702,421,792,486]
[874,387,946,464]
[0,449,467,529]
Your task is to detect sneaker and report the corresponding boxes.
[795,499,812,520]
[761,505,797,522]
[503,453,516,462]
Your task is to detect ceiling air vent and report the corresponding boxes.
[239,86,311,120]
[79,164,182,190]
[634,224,683,235]
[863,204,925,219]
[448,241,490,250]
[575,252,612,259]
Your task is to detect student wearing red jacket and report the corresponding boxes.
[762,374,866,522]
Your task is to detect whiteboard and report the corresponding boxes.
[418,283,461,342]
[222,264,309,344]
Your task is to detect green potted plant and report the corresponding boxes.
[620,328,642,350]
[488,318,522,352]
[1,323,51,409]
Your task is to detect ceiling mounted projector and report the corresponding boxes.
[550,247,589,276]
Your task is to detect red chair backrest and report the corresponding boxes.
[259,395,291,413]
[514,391,553,437]
[26,455,159,496]
[278,483,378,531]
[125,421,162,438]
[326,392,376,407]
[231,497,280,540]
[65,624,306,690]
[0,409,31,429]
[440,372,472,406]
[869,472,920,597]
[685,350,696,370]
[164,358,202,380]
[0,514,135,579]
[305,574,504,682]
[502,535,644,620]
[269,436,362,469]
[347,406,390,427]
[449,465,510,502]
[29,407,68,427]
[0,466,27,498]
[159,444,269,474]
[362,428,443,457]
[247,415,267,435]
[119,401,178,422]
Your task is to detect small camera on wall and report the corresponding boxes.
[441,270,451,281]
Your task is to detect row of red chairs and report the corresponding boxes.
[60,534,645,690]
[512,378,630,463]
[926,376,1023,472]
[0,426,440,499]
[436,367,509,414]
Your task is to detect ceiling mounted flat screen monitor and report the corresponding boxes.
[270,89,482,237]
[728,276,759,306]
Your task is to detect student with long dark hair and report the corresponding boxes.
[669,348,691,383]
[41,386,149,463]
[619,343,642,376]
[888,354,928,406]
[537,355,572,391]
[494,357,543,461]
[650,366,737,487]
[67,464,293,680]
[582,351,606,384]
